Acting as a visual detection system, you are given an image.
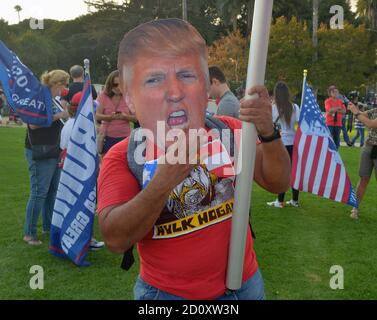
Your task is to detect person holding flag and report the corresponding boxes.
[24,70,70,245]
[49,61,100,265]
[97,18,290,300]
[347,101,377,219]
[291,74,358,213]
[0,41,58,127]
[58,90,104,250]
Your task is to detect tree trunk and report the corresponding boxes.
[372,1,377,30]
[247,0,254,34]
[182,0,187,21]
[233,17,237,32]
[312,0,319,62]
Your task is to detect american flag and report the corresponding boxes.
[291,80,358,208]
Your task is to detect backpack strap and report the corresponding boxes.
[126,128,146,187]
[204,116,234,157]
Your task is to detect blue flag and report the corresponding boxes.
[0,40,53,126]
[49,75,99,266]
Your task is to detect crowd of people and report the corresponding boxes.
[21,64,138,247]
[1,17,376,301]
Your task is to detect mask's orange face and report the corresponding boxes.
[122,54,208,140]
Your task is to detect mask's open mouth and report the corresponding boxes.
[167,110,188,127]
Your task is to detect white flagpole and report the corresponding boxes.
[84,58,90,77]
[300,69,308,108]
[226,0,274,290]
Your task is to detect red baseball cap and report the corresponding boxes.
[71,91,83,107]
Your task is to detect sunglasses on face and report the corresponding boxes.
[113,83,119,87]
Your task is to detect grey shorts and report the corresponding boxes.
[359,143,377,179]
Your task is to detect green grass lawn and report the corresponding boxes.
[0,126,376,300]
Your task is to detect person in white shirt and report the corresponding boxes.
[267,81,300,208]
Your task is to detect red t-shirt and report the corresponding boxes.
[325,98,346,127]
[97,116,258,300]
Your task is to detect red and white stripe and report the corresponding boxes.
[291,128,351,203]
[201,139,235,178]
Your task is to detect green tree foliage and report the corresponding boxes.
[317,0,355,26]
[312,22,375,95]
[85,0,221,43]
[0,19,13,45]
[357,0,377,31]
[12,31,60,78]
[215,0,244,32]
[0,0,374,96]
[209,16,312,97]
[267,17,312,97]
[208,29,248,83]
[273,0,311,21]
[208,15,375,102]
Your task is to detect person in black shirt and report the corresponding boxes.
[61,65,97,105]
[24,70,69,245]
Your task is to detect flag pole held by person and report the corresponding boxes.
[226,0,274,290]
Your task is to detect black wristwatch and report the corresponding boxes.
[258,127,281,143]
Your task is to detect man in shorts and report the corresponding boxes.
[348,102,377,219]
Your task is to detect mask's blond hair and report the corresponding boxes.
[41,69,70,88]
[117,18,209,86]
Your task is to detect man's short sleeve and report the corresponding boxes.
[217,92,240,118]
[97,139,141,213]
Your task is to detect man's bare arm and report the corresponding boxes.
[356,114,377,129]
[98,135,199,254]
[254,140,291,193]
[99,177,172,254]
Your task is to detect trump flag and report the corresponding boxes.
[291,80,358,208]
[49,75,98,266]
[0,40,53,127]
